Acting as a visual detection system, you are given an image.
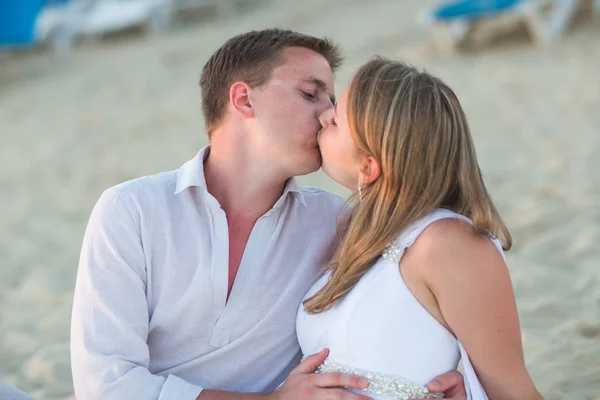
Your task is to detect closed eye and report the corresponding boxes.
[301,91,317,102]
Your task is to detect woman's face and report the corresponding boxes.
[317,88,362,192]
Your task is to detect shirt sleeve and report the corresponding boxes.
[70,188,203,400]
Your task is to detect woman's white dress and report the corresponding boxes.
[296,209,505,399]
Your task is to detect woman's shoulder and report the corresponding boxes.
[404,213,505,275]
[416,215,478,248]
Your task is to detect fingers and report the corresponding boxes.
[308,372,369,390]
[427,370,464,393]
[285,349,372,400]
[294,348,330,374]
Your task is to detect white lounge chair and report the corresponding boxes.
[157,0,238,28]
[36,0,171,51]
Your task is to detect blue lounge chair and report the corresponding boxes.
[420,0,600,53]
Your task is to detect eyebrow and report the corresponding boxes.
[303,77,335,104]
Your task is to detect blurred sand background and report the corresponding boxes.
[1,0,599,398]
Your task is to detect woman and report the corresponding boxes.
[296,58,543,399]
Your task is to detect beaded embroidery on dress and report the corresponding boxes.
[297,209,505,400]
[315,357,443,399]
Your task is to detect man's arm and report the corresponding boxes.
[196,391,265,400]
[71,188,203,400]
[194,351,469,400]
[196,350,371,400]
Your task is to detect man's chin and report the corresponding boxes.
[293,154,322,177]
[295,164,321,177]
[311,151,324,173]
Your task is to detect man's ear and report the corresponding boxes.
[229,82,254,119]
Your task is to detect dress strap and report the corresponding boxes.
[400,209,472,248]
[382,209,505,263]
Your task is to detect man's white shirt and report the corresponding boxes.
[71,146,343,399]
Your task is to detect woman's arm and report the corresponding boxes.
[418,219,543,400]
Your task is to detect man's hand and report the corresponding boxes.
[421,370,467,400]
[268,349,372,400]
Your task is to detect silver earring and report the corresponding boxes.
[358,177,363,204]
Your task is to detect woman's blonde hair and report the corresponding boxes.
[304,58,511,314]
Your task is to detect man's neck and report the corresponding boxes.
[204,140,289,220]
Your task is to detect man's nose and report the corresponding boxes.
[318,110,331,130]
[316,97,334,117]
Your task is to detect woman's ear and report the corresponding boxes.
[229,82,254,119]
[358,155,381,186]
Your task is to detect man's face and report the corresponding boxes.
[249,47,336,177]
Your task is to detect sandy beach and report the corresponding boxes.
[1,0,599,398]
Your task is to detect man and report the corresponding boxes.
[71,29,467,400]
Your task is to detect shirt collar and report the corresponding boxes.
[281,176,306,208]
[174,146,211,194]
[174,145,306,208]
